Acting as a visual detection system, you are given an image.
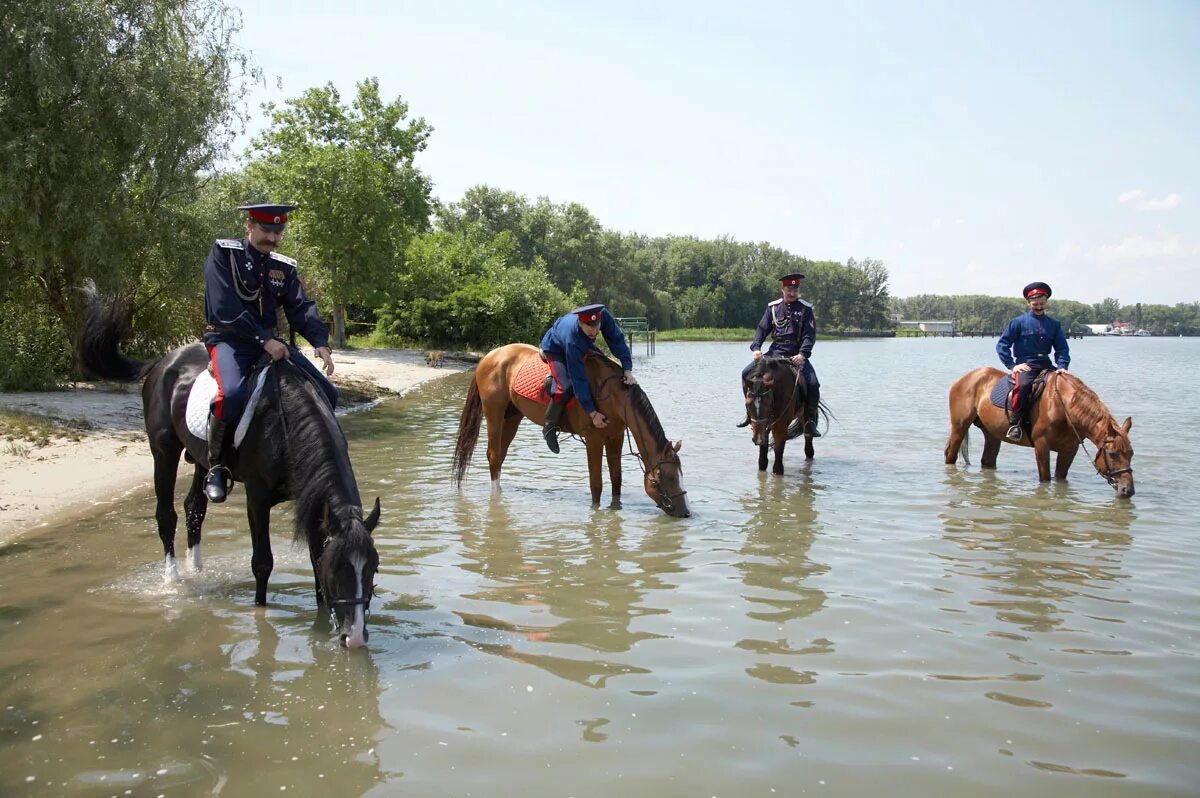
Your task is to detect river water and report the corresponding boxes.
[1,338,1198,797]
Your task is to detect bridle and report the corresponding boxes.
[319,532,375,615]
[747,360,799,440]
[1054,375,1132,489]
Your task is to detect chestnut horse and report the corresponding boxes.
[744,357,828,474]
[945,367,1134,497]
[451,343,690,517]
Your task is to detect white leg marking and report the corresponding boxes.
[188,544,203,572]
[164,555,180,583]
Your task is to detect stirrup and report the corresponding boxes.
[735,415,751,428]
[804,420,822,438]
[1006,425,1023,441]
[543,426,560,454]
[204,465,233,502]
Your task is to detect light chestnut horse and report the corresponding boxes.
[945,367,1134,497]
[452,343,691,517]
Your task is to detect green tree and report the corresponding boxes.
[0,0,253,385]
[247,78,433,346]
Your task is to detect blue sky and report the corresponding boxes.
[230,0,1198,304]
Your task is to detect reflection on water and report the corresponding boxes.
[940,469,1133,636]
[2,339,1200,797]
[735,471,831,691]
[453,494,686,687]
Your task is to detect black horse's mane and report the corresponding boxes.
[588,353,669,450]
[273,364,370,556]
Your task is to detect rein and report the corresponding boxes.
[1053,374,1132,488]
[593,370,689,513]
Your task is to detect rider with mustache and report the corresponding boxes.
[739,272,821,436]
[201,203,338,502]
[996,281,1071,441]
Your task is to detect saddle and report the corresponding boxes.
[514,354,584,409]
[989,369,1052,411]
[185,365,273,448]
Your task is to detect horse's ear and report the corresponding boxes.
[1121,417,1132,434]
[672,439,683,453]
[364,497,381,532]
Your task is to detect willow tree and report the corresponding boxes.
[247,79,433,347]
[0,0,252,384]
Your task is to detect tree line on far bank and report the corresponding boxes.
[891,295,1200,337]
[2,1,1195,390]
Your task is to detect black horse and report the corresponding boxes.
[744,357,831,474]
[79,286,381,647]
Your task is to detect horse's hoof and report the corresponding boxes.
[187,545,203,572]
[163,556,180,583]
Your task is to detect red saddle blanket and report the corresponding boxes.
[513,357,555,406]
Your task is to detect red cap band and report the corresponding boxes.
[248,209,288,225]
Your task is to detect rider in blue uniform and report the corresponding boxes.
[739,272,821,436]
[202,202,338,502]
[539,304,636,453]
[996,281,1071,440]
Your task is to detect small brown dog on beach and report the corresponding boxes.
[425,350,445,368]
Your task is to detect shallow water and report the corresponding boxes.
[2,337,1198,796]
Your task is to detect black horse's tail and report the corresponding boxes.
[451,377,483,488]
[78,281,156,382]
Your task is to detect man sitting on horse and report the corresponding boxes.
[202,202,338,502]
[539,303,636,453]
[996,281,1071,441]
[738,272,821,436]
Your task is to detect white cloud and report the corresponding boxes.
[1118,189,1184,211]
[1091,234,1200,263]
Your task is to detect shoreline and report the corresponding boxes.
[0,348,466,546]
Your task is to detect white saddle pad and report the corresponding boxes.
[184,366,271,449]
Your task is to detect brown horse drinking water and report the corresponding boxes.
[452,343,691,517]
[945,366,1134,497]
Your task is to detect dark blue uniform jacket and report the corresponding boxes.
[751,298,816,358]
[202,239,329,349]
[996,311,1070,371]
[539,308,633,414]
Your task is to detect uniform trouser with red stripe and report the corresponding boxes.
[1010,367,1051,418]
[544,352,573,405]
[206,340,338,424]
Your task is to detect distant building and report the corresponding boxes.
[896,320,955,333]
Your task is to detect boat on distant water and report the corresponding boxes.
[1135,329,1152,337]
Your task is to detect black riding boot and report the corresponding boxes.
[803,397,822,437]
[543,400,565,454]
[1006,412,1024,441]
[204,415,232,502]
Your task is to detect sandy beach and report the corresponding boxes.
[0,348,466,545]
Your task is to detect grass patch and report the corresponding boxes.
[0,408,95,447]
[655,328,755,342]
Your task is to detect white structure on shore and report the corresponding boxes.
[896,320,955,333]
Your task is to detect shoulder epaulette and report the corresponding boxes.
[768,298,783,306]
[269,252,297,267]
[216,239,243,250]
[797,298,813,308]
